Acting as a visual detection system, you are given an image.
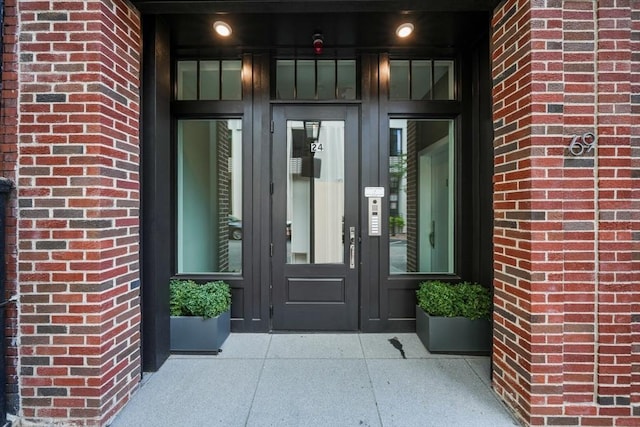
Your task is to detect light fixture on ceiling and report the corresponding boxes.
[395,22,414,38]
[213,21,232,37]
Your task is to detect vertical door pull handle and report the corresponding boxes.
[349,226,356,269]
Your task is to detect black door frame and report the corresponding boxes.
[270,104,360,331]
[140,11,494,371]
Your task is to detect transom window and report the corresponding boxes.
[275,59,357,100]
[389,59,455,100]
[176,60,242,100]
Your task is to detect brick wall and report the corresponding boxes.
[631,1,640,418]
[1,0,20,415]
[492,0,640,425]
[15,0,141,425]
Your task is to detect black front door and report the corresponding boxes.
[271,105,359,330]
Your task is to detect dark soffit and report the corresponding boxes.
[131,0,503,14]
[168,12,492,52]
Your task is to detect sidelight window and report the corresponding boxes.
[176,119,243,274]
[388,119,454,274]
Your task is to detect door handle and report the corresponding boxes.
[349,226,356,269]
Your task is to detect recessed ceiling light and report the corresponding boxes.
[213,21,232,37]
[396,23,414,38]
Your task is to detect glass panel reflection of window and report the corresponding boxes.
[389,60,410,100]
[317,60,336,100]
[337,60,356,100]
[200,61,220,100]
[276,60,295,100]
[411,60,432,100]
[296,60,316,100]
[177,61,198,100]
[286,120,344,264]
[389,119,454,274]
[177,119,243,273]
[221,60,242,100]
[433,60,454,100]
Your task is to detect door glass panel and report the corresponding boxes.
[177,119,243,273]
[388,119,454,274]
[287,120,344,264]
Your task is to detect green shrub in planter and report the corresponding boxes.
[415,280,492,354]
[170,279,231,319]
[416,280,491,321]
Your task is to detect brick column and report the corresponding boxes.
[16,1,141,425]
[492,0,640,425]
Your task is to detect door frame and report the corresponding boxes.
[270,104,361,331]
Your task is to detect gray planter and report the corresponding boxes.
[415,305,491,355]
[170,310,230,354]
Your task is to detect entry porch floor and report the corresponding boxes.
[110,333,519,427]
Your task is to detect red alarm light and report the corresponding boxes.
[312,33,323,55]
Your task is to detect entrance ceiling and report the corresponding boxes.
[167,12,491,52]
[133,1,496,52]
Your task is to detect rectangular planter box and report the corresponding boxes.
[170,310,230,354]
[416,306,491,355]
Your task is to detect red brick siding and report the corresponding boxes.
[631,1,640,419]
[492,0,640,425]
[1,0,20,415]
[16,1,141,425]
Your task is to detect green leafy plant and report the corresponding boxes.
[389,215,405,229]
[170,279,231,319]
[416,280,491,320]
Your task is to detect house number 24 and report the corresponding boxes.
[310,143,324,153]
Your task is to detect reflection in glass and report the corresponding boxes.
[296,60,316,100]
[177,61,197,100]
[177,119,243,273]
[287,120,344,264]
[411,60,432,100]
[337,60,356,100]
[433,61,454,100]
[389,60,410,100]
[200,61,220,100]
[317,60,336,100]
[221,60,242,100]
[276,60,295,100]
[389,119,454,274]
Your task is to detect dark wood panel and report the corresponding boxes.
[387,288,417,319]
[287,278,345,302]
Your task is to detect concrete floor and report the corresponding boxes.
[109,333,520,427]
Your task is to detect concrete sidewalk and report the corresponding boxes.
[109,333,520,427]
